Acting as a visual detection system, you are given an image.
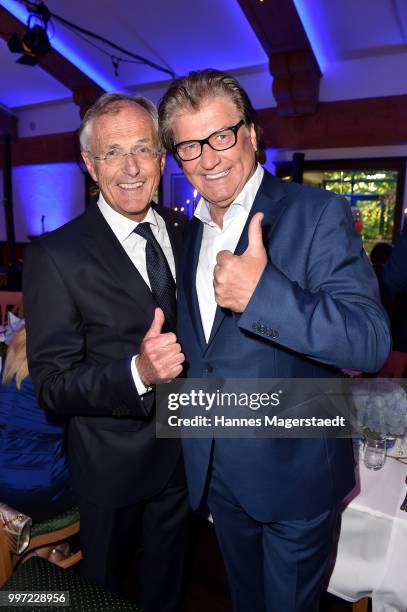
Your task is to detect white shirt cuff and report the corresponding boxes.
[131,355,152,396]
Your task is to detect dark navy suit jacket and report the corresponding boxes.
[24,202,186,509]
[178,170,391,521]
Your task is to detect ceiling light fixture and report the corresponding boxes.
[5,0,175,79]
[7,2,51,66]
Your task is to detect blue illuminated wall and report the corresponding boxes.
[11,163,85,241]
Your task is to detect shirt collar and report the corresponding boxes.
[97,193,159,243]
[194,163,264,227]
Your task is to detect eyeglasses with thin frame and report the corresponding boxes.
[92,145,162,166]
[174,119,245,161]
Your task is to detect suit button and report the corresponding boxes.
[273,330,279,339]
[252,322,259,331]
[113,405,127,416]
[259,324,266,333]
[206,365,214,373]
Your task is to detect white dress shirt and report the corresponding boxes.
[97,194,176,394]
[194,164,264,341]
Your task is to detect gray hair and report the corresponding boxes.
[158,69,265,164]
[79,93,160,153]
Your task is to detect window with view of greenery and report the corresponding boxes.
[302,170,398,254]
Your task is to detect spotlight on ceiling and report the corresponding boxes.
[7,33,24,54]
[7,16,51,66]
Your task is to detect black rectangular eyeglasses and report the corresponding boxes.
[174,119,245,161]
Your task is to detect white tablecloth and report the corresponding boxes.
[328,453,407,612]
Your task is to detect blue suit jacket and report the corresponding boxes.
[177,171,391,521]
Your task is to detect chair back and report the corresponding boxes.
[0,505,82,587]
[0,522,13,587]
[0,292,23,327]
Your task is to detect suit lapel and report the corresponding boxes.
[153,203,184,283]
[182,217,207,353]
[82,204,156,319]
[206,171,290,349]
[233,173,288,255]
[153,203,186,331]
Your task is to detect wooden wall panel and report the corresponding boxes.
[0,131,80,166]
[259,95,407,149]
[0,94,406,167]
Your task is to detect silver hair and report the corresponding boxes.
[158,69,265,164]
[79,93,160,153]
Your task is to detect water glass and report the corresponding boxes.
[363,433,387,470]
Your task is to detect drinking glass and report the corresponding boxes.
[363,433,387,470]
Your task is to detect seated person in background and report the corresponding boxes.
[341,242,394,379]
[0,323,75,558]
[377,226,407,377]
[370,241,393,278]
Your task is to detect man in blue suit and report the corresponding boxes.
[158,70,390,611]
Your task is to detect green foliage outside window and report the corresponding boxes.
[305,170,398,254]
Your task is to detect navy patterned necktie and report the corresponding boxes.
[134,222,176,330]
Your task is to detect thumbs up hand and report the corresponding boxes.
[137,308,185,386]
[144,307,165,338]
[213,213,267,312]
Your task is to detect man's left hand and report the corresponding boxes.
[213,212,267,312]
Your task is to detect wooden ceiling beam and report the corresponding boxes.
[237,0,321,116]
[0,6,103,116]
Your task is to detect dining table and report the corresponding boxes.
[328,439,407,612]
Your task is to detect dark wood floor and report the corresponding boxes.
[184,518,358,612]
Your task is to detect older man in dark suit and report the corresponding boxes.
[158,69,391,612]
[24,93,190,612]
